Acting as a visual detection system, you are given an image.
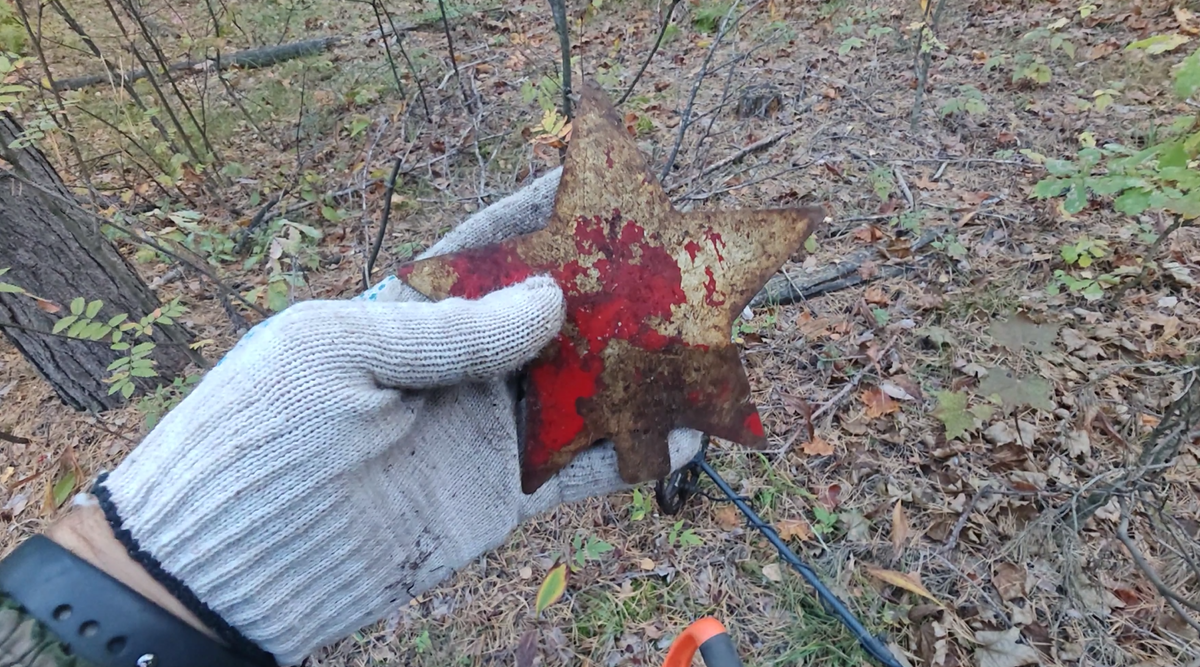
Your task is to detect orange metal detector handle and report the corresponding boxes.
[661,617,743,667]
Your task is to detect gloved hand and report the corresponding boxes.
[94,168,704,665]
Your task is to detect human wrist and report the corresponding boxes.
[45,503,217,641]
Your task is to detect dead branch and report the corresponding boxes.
[694,127,794,180]
[750,226,943,308]
[660,1,756,183]
[1068,374,1199,526]
[375,1,431,121]
[547,0,572,119]
[438,0,473,112]
[618,0,682,105]
[51,37,338,91]
[1117,500,1200,634]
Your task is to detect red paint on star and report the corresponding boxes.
[743,412,765,437]
[702,266,725,307]
[684,240,702,262]
[704,228,726,263]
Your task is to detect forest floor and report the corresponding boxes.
[2,0,1199,665]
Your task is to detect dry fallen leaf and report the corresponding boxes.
[992,562,1027,602]
[891,500,911,553]
[762,563,783,582]
[714,505,741,531]
[777,518,813,541]
[519,566,533,579]
[881,377,922,402]
[865,567,942,604]
[802,436,835,456]
[912,173,943,190]
[988,314,1059,355]
[1063,429,1091,458]
[639,558,655,571]
[862,387,900,419]
[975,628,1040,667]
[853,224,883,242]
[864,284,890,305]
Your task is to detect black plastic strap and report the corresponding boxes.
[699,633,743,667]
[0,535,267,667]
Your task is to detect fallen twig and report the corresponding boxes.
[750,226,943,308]
[52,37,338,91]
[940,485,994,554]
[1117,500,1200,634]
[695,127,795,180]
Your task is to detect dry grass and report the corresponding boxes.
[3,0,1200,665]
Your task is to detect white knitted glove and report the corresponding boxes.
[94,168,704,665]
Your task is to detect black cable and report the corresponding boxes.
[690,453,905,667]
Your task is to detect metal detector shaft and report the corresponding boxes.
[694,457,905,667]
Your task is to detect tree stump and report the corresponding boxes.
[0,113,197,411]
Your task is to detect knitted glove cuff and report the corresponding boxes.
[91,477,277,666]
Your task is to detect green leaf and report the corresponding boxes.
[111,341,130,351]
[131,341,155,355]
[1080,280,1106,300]
[121,380,135,398]
[1032,178,1069,199]
[977,366,1055,412]
[1174,50,1200,100]
[51,470,76,508]
[805,236,818,253]
[106,313,128,327]
[932,391,974,440]
[267,280,290,312]
[107,357,130,371]
[1061,245,1080,264]
[1126,33,1191,55]
[1159,141,1189,169]
[52,315,77,334]
[67,319,88,338]
[130,366,158,378]
[1044,159,1076,176]
[535,563,568,614]
[584,537,615,560]
[69,297,84,316]
[0,281,24,294]
[1063,181,1088,214]
[837,37,864,55]
[84,299,103,318]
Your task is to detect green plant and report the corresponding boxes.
[571,533,615,570]
[1047,269,1122,301]
[629,487,652,521]
[1029,50,1200,221]
[693,2,731,34]
[137,373,202,430]
[939,85,988,116]
[810,504,838,536]
[837,37,864,55]
[520,74,563,112]
[0,53,28,111]
[0,272,193,400]
[869,165,894,200]
[667,520,703,547]
[1059,236,1108,268]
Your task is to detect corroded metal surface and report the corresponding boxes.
[399,82,822,493]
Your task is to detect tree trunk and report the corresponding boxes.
[0,113,197,411]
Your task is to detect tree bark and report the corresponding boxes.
[0,113,196,411]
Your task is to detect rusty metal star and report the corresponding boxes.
[399,82,822,494]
